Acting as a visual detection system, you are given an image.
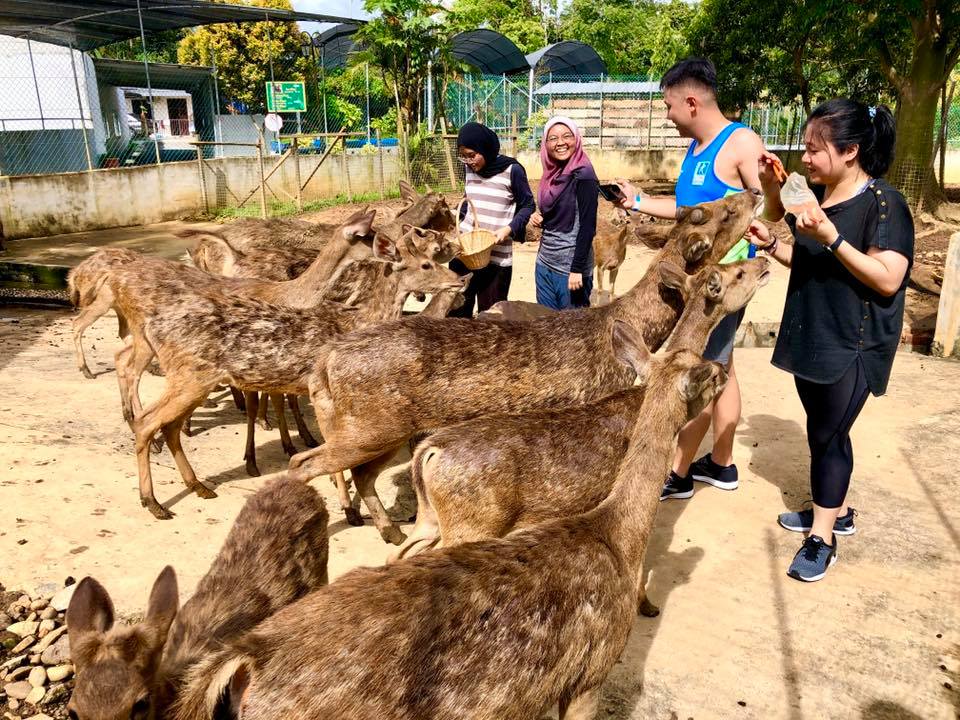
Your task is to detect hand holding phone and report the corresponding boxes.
[598,183,625,203]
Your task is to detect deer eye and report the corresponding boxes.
[736,269,744,280]
[68,711,80,720]
[421,262,432,270]
[130,697,150,720]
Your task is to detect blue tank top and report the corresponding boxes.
[676,122,754,262]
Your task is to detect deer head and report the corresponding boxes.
[658,257,771,314]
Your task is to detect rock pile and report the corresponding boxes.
[0,581,76,720]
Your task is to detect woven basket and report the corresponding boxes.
[455,198,498,270]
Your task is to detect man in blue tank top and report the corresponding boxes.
[618,58,770,502]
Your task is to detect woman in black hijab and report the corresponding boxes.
[450,122,535,316]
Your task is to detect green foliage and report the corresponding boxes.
[94,29,186,63]
[177,0,308,114]
[448,0,548,53]
[371,106,399,136]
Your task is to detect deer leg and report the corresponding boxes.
[594,266,603,291]
[609,266,619,296]
[230,386,246,412]
[72,289,115,379]
[271,393,296,457]
[257,391,272,430]
[637,584,660,617]
[162,411,217,500]
[350,448,407,545]
[115,340,136,426]
[287,395,319,448]
[559,688,599,720]
[182,410,194,437]
[134,380,210,519]
[334,472,362,526]
[243,391,261,477]
[388,496,439,563]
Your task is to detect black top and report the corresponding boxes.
[771,178,914,395]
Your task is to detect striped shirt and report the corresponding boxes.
[460,166,517,267]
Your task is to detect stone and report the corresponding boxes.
[0,613,12,628]
[27,666,46,688]
[39,636,69,666]
[0,656,25,672]
[26,714,54,720]
[40,684,68,706]
[6,698,19,711]
[16,596,29,607]
[48,586,77,613]
[0,632,20,650]
[24,612,37,623]
[6,666,31,682]
[33,582,59,600]
[44,665,72,683]
[28,600,46,612]
[24,685,45,706]
[37,620,55,637]
[3,681,31,700]
[5,621,39,638]
[32,626,66,655]
[38,608,56,621]
[11,636,34,654]
[28,655,40,665]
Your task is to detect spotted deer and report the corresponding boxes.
[288,191,761,544]
[393,257,771,564]
[593,209,631,295]
[173,322,726,720]
[65,475,329,720]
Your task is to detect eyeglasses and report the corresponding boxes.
[546,132,575,145]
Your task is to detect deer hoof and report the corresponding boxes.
[146,362,164,377]
[379,525,408,546]
[257,419,273,431]
[300,431,319,448]
[282,442,297,458]
[344,506,364,526]
[151,436,164,453]
[192,483,218,500]
[143,499,174,520]
[245,460,261,477]
[638,596,661,617]
[81,366,96,380]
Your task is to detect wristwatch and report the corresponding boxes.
[827,233,845,253]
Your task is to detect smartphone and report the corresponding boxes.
[598,183,625,203]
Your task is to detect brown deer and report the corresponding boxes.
[126,230,465,518]
[173,323,726,720]
[393,257,771,562]
[593,208,631,295]
[475,299,556,322]
[66,475,329,720]
[288,190,761,544]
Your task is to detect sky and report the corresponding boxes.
[291,0,370,35]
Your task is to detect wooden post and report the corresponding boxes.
[511,113,518,157]
[256,139,268,219]
[292,137,303,212]
[341,137,352,202]
[376,129,385,200]
[196,146,208,213]
[439,117,458,191]
[598,74,604,150]
[932,232,960,358]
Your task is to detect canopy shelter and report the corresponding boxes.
[450,29,527,75]
[526,41,607,76]
[0,0,359,51]
[305,22,361,71]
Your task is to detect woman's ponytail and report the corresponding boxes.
[862,104,896,178]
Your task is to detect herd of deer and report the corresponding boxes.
[62,182,771,719]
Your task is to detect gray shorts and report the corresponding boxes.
[703,308,746,366]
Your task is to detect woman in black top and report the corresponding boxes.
[747,99,913,582]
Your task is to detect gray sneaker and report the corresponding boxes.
[777,507,856,536]
[787,534,837,582]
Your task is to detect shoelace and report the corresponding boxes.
[801,536,824,562]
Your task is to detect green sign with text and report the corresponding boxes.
[265,81,307,113]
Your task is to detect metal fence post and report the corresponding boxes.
[257,139,268,218]
[647,80,653,149]
[68,44,93,171]
[196,146,208,213]
[341,138,352,201]
[376,129,385,200]
[293,136,303,211]
[598,73,604,150]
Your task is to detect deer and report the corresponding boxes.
[123,229,465,519]
[392,257,771,565]
[287,190,762,544]
[65,475,329,720]
[172,322,726,720]
[475,300,556,322]
[593,209,631,295]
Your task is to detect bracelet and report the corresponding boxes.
[632,194,644,212]
[764,238,779,255]
[827,233,845,253]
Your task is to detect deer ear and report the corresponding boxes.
[632,223,671,249]
[208,657,254,720]
[704,269,724,301]
[680,230,712,263]
[657,261,688,294]
[371,234,401,264]
[67,577,115,662]
[341,207,376,240]
[399,180,419,204]
[611,320,651,379]
[144,565,178,644]
[400,230,421,258]
[680,362,718,401]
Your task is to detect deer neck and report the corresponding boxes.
[666,295,723,354]
[609,242,687,347]
[594,386,685,572]
[285,235,355,299]
[355,265,406,324]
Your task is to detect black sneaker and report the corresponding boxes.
[787,534,837,582]
[777,506,857,536]
[660,471,693,501]
[689,453,739,490]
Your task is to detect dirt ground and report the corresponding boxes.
[1,241,959,717]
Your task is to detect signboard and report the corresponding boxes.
[265,81,307,113]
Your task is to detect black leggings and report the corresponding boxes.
[794,359,871,508]
[448,258,513,317]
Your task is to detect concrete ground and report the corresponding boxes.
[0,214,956,718]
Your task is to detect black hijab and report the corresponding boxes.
[457,122,517,179]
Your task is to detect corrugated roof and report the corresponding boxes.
[450,29,528,75]
[0,0,361,51]
[526,41,606,75]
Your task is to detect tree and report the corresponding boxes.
[177,0,308,114]
[95,29,185,64]
[448,0,548,53]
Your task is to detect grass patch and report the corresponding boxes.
[209,190,403,221]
